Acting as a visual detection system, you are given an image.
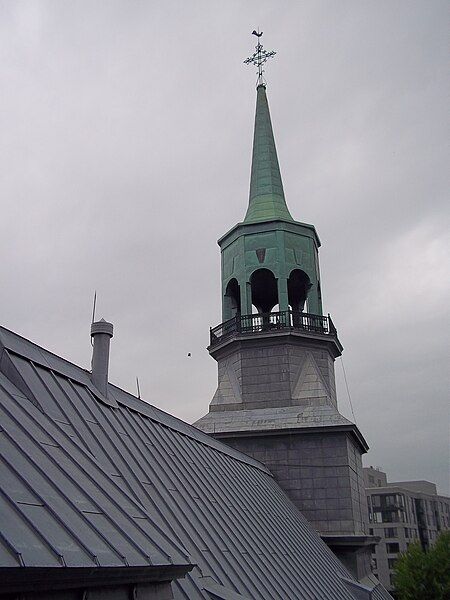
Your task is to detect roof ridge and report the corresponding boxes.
[0,325,270,475]
[0,324,91,373]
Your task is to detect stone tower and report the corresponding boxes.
[194,83,375,580]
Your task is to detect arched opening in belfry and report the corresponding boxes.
[250,269,278,314]
[288,269,311,313]
[224,278,241,320]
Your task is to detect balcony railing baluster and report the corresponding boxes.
[210,310,337,347]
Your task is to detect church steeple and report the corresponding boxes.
[211,32,324,323]
[214,72,323,321]
[195,35,374,582]
[245,85,293,224]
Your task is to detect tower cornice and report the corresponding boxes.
[208,323,343,360]
[218,218,321,251]
[210,424,370,455]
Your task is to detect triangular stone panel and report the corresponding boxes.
[292,352,330,402]
[211,357,242,406]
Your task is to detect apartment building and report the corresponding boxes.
[364,467,450,592]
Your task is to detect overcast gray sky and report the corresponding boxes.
[1,1,448,494]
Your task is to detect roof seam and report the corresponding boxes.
[0,420,129,566]
[0,390,189,565]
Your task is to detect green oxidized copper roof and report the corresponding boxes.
[244,84,293,223]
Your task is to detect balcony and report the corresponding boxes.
[209,310,337,348]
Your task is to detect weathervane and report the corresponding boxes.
[244,29,276,87]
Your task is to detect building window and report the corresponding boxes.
[385,527,398,538]
[368,494,407,523]
[388,558,397,569]
[386,542,400,554]
[373,511,383,523]
[369,475,375,484]
[369,528,374,535]
[367,497,373,522]
[381,509,404,523]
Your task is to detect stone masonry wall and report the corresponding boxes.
[210,338,338,411]
[222,430,368,536]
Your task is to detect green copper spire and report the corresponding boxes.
[244,85,293,223]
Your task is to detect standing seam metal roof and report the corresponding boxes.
[0,326,388,599]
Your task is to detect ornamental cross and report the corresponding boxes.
[244,30,276,87]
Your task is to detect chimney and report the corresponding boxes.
[90,319,113,396]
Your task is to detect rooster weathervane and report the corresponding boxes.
[244,29,276,87]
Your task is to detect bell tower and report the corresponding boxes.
[221,84,323,323]
[195,35,376,581]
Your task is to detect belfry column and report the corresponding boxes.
[277,277,289,312]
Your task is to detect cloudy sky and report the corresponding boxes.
[1,1,448,494]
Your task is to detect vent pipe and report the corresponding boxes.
[90,319,113,396]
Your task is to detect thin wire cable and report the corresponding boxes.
[340,356,357,423]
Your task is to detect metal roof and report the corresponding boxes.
[0,326,390,599]
[245,84,293,224]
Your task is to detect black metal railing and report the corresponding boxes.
[209,310,337,347]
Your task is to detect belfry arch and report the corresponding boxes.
[250,268,278,314]
[223,278,241,320]
[288,269,312,313]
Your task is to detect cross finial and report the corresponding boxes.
[244,29,276,87]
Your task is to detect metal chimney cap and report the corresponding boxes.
[91,319,114,338]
